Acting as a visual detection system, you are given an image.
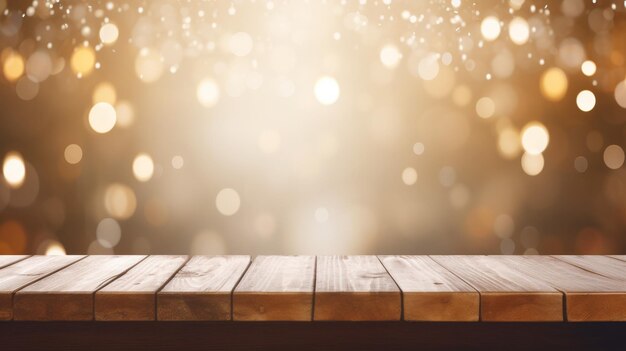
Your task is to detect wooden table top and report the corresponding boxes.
[1,255,626,322]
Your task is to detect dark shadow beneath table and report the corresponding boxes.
[0,321,624,351]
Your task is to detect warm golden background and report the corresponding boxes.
[1,0,626,255]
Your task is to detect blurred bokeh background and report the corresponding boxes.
[1,0,626,256]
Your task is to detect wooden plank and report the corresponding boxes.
[233,255,315,321]
[0,255,29,269]
[0,255,84,320]
[493,255,626,322]
[431,256,562,322]
[157,255,250,321]
[554,255,626,281]
[95,255,187,321]
[13,255,145,321]
[314,256,401,321]
[379,255,479,321]
[609,255,626,262]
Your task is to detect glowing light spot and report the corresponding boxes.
[115,101,135,127]
[314,76,340,105]
[88,102,117,134]
[44,241,66,255]
[576,90,596,112]
[412,142,425,155]
[380,44,402,69]
[104,183,137,219]
[64,144,83,165]
[171,155,184,169]
[132,153,154,182]
[216,188,240,216]
[498,127,521,159]
[402,167,418,185]
[481,16,501,41]
[315,207,329,223]
[92,82,117,104]
[70,46,96,76]
[258,129,281,154]
[540,67,568,101]
[521,152,544,176]
[614,81,626,109]
[581,60,596,76]
[521,122,549,155]
[508,17,529,45]
[99,23,119,45]
[475,97,495,118]
[2,50,24,81]
[197,78,220,108]
[574,156,588,173]
[604,145,625,170]
[96,218,121,248]
[417,54,439,80]
[135,48,163,83]
[228,32,254,57]
[2,152,26,188]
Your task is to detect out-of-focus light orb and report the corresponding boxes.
[452,85,472,106]
[508,17,529,45]
[228,32,254,57]
[562,0,584,17]
[581,60,596,76]
[115,101,135,127]
[16,77,39,101]
[88,102,117,134]
[475,97,495,118]
[576,90,596,112]
[521,152,544,176]
[314,76,340,105]
[498,127,521,159]
[64,144,83,165]
[315,207,329,223]
[44,241,66,255]
[2,50,24,81]
[412,142,425,155]
[574,156,588,173]
[2,152,26,188]
[70,46,96,76]
[417,54,439,80]
[509,0,525,10]
[451,0,462,8]
[603,145,625,170]
[25,51,52,83]
[99,23,119,45]
[216,188,240,216]
[521,122,549,155]
[96,218,121,248]
[171,155,184,169]
[379,44,402,69]
[92,82,117,104]
[614,81,626,109]
[540,68,568,101]
[104,183,137,219]
[196,78,220,108]
[402,167,418,185]
[481,16,501,41]
[132,153,154,182]
[135,48,163,83]
[258,129,281,154]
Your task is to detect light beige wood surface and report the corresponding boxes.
[380,255,479,321]
[0,255,84,320]
[95,255,188,321]
[233,255,315,321]
[494,255,626,321]
[431,255,562,321]
[13,255,145,320]
[157,255,250,321]
[554,255,626,281]
[0,255,29,269]
[314,255,401,321]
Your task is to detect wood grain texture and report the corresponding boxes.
[431,256,562,322]
[13,255,145,321]
[0,255,84,320]
[609,255,626,262]
[314,256,401,321]
[380,255,479,321]
[554,255,626,281]
[233,255,315,321]
[493,255,626,322]
[0,255,29,269]
[95,255,187,321]
[157,255,250,321]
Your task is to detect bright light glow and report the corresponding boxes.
[171,155,184,169]
[2,152,26,188]
[581,60,596,76]
[417,54,439,80]
[540,67,568,101]
[229,32,254,57]
[96,218,122,248]
[88,102,117,134]
[521,122,549,155]
[44,241,66,255]
[104,183,137,219]
[314,76,340,105]
[3,51,24,81]
[135,48,163,83]
[508,17,529,45]
[70,46,96,76]
[99,23,119,45]
[476,97,496,118]
[380,44,402,68]
[216,188,240,216]
[92,82,117,104]
[481,16,501,41]
[521,152,544,176]
[132,153,154,182]
[64,144,83,164]
[576,90,596,112]
[197,78,220,108]
[402,167,418,185]
[604,145,625,170]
